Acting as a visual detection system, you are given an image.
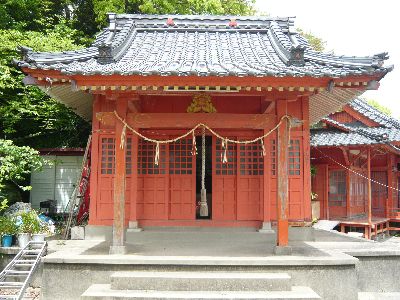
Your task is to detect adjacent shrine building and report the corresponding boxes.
[15,14,391,251]
[311,98,400,238]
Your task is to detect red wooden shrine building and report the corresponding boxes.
[15,14,391,252]
[311,98,400,238]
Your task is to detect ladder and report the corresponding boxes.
[0,241,46,300]
[63,134,92,239]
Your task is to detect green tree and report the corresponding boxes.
[367,99,392,116]
[296,28,326,52]
[0,139,47,203]
[84,0,255,29]
[0,26,91,148]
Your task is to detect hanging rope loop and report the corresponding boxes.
[112,111,294,166]
[200,126,208,216]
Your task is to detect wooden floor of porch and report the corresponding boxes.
[337,217,390,239]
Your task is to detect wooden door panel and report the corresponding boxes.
[169,138,195,220]
[137,139,168,220]
[237,142,263,221]
[213,177,236,220]
[371,171,387,217]
[328,170,347,219]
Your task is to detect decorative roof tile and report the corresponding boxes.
[13,14,391,78]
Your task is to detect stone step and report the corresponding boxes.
[81,284,321,300]
[110,271,291,291]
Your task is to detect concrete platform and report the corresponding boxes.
[38,228,400,300]
[81,284,321,299]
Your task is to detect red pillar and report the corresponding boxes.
[276,100,290,249]
[387,154,394,218]
[367,147,372,239]
[302,96,312,221]
[259,129,273,232]
[110,97,128,254]
[88,94,100,225]
[128,130,141,231]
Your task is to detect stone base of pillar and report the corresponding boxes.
[127,220,143,233]
[109,245,127,255]
[273,245,292,256]
[258,222,275,233]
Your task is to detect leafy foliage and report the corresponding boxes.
[0,26,90,148]
[0,139,46,196]
[367,99,392,116]
[296,28,326,52]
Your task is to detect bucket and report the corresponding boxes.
[18,233,31,248]
[1,235,13,247]
[32,233,46,242]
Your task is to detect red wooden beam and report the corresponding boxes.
[110,97,128,254]
[96,112,277,130]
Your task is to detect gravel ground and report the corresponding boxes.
[0,287,40,299]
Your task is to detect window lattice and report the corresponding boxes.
[329,170,347,207]
[239,142,264,176]
[216,139,236,175]
[270,139,276,176]
[289,139,301,175]
[126,138,132,175]
[169,138,193,175]
[138,139,166,175]
[101,137,115,175]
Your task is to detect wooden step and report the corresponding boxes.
[81,284,321,300]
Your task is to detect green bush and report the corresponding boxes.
[0,215,18,236]
[18,211,40,234]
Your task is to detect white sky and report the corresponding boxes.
[255,0,400,118]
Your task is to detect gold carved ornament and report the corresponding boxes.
[187,94,217,113]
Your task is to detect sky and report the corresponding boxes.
[255,0,400,118]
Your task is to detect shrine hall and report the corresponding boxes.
[14,14,391,253]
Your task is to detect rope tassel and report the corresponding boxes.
[222,138,228,164]
[120,124,127,149]
[191,130,197,155]
[260,139,266,156]
[154,142,160,166]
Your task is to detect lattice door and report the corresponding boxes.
[212,136,237,220]
[137,138,168,220]
[169,137,196,220]
[371,171,387,217]
[237,139,263,221]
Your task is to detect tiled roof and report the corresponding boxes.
[14,14,391,77]
[311,99,400,147]
[348,98,400,129]
[311,129,379,147]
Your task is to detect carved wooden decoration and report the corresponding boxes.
[187,94,217,113]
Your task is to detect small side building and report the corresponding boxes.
[30,148,84,213]
[311,99,400,237]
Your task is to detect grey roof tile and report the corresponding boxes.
[348,98,400,129]
[311,99,400,147]
[14,14,391,78]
